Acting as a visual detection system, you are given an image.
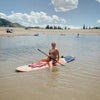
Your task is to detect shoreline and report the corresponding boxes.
[0,27,100,36]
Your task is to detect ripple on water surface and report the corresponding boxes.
[0,35,100,100]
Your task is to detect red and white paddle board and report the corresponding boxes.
[16,58,66,72]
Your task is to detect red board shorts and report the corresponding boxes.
[41,57,57,65]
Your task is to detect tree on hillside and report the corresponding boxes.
[58,26,62,29]
[65,26,67,30]
[49,26,53,29]
[54,25,57,29]
[83,24,86,29]
[45,25,50,29]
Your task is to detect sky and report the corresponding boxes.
[0,0,100,29]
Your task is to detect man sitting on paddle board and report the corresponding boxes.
[40,43,59,67]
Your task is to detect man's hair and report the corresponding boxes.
[51,42,56,46]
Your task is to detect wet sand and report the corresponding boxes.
[0,27,100,36]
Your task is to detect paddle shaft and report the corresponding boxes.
[37,49,64,66]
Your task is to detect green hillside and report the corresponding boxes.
[0,18,24,27]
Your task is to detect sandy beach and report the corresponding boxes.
[0,27,100,36]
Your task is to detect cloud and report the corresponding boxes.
[97,19,100,23]
[51,0,78,12]
[96,0,100,3]
[67,25,81,29]
[0,11,81,29]
[0,11,66,27]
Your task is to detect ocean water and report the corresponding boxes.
[0,34,100,100]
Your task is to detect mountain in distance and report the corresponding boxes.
[0,18,24,27]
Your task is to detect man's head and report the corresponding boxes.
[51,42,56,48]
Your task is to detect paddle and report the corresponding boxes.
[37,49,64,66]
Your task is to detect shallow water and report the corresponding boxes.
[0,34,100,100]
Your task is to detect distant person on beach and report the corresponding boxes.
[40,43,60,67]
[77,33,79,38]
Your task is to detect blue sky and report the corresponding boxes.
[0,0,100,29]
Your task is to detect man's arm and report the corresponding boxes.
[56,49,59,61]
